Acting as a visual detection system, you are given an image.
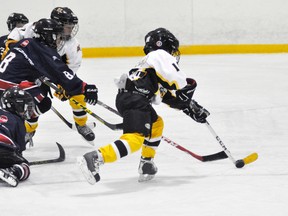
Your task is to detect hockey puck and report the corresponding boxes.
[235,159,245,168]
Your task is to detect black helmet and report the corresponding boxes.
[1,86,35,120]
[144,28,180,62]
[33,18,64,49]
[51,7,78,25]
[7,13,29,31]
[51,7,79,40]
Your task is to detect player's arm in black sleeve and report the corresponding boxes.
[162,78,210,123]
[26,39,98,105]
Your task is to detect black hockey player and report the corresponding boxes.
[77,28,210,184]
[0,18,98,145]
[0,13,29,58]
[0,86,35,187]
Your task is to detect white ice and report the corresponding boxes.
[2,54,288,216]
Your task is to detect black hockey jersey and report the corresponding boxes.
[0,108,26,152]
[0,38,84,96]
[0,34,8,58]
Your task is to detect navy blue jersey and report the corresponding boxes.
[0,38,84,96]
[0,34,8,58]
[0,108,26,153]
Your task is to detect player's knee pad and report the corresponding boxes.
[123,109,151,137]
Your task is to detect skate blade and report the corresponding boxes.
[138,174,155,182]
[77,157,97,185]
[0,170,18,187]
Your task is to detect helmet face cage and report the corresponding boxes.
[51,7,79,40]
[1,87,35,120]
[7,13,29,31]
[33,18,64,49]
[144,28,180,62]
[62,23,79,41]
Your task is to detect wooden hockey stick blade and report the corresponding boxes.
[29,143,65,166]
[243,152,258,165]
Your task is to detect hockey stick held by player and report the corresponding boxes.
[50,7,96,141]
[160,77,210,123]
[0,18,98,146]
[3,7,96,142]
[78,27,209,185]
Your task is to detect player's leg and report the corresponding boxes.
[69,94,95,141]
[0,145,30,187]
[138,115,164,182]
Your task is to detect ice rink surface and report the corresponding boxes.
[2,54,288,216]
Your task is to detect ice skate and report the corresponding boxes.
[77,150,103,185]
[138,157,158,182]
[0,168,19,187]
[75,123,95,141]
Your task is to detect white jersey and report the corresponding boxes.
[114,49,187,104]
[57,38,82,74]
[8,22,82,74]
[143,49,187,90]
[127,49,187,90]
[8,22,34,40]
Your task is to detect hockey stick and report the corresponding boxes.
[162,136,228,162]
[205,120,258,168]
[50,105,96,130]
[41,79,123,131]
[29,143,65,165]
[58,87,256,166]
[51,106,73,129]
[97,100,122,117]
[95,101,230,162]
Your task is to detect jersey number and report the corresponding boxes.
[63,71,74,80]
[0,52,16,73]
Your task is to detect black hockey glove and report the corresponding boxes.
[176,78,197,102]
[33,97,52,117]
[183,100,210,123]
[84,84,98,105]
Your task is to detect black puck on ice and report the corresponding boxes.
[235,159,245,168]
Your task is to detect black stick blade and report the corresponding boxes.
[29,143,65,165]
[202,151,228,162]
